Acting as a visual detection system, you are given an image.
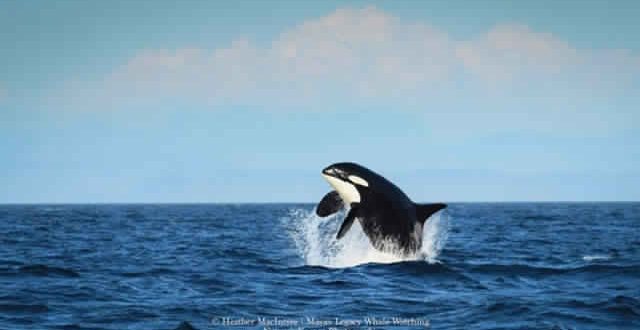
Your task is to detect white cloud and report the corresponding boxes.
[67,6,639,109]
[456,24,579,82]
[456,24,640,93]
[99,7,457,105]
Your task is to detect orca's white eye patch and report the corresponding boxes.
[348,175,369,187]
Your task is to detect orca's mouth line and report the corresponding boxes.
[321,168,346,181]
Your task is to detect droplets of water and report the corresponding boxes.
[284,207,450,268]
[421,209,450,263]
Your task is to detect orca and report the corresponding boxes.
[316,162,446,256]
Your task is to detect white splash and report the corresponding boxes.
[582,254,611,261]
[285,207,450,268]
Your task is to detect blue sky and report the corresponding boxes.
[1,0,639,203]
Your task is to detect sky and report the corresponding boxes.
[1,0,639,203]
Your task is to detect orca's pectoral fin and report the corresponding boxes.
[316,190,344,217]
[336,206,358,239]
[415,203,447,223]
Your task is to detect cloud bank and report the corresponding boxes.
[69,6,638,109]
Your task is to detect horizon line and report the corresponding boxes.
[1,200,638,205]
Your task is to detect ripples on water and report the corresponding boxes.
[0,203,638,329]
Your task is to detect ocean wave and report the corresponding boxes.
[310,278,357,288]
[486,301,533,315]
[52,324,104,330]
[364,259,456,275]
[567,295,640,317]
[521,214,559,221]
[282,264,342,274]
[18,264,80,277]
[466,263,640,276]
[0,303,49,313]
[174,321,198,330]
[605,295,640,317]
[119,267,176,277]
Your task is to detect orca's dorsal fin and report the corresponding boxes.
[316,190,344,217]
[415,203,447,223]
[337,205,359,239]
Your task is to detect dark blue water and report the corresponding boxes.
[1,203,638,330]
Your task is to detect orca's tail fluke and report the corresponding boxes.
[415,203,447,223]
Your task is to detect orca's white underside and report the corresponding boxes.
[322,174,360,204]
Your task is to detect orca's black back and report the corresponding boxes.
[343,163,413,208]
[356,178,420,254]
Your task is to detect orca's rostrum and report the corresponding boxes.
[316,162,446,256]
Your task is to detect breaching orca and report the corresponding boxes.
[316,162,446,256]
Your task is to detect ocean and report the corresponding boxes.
[0,203,638,330]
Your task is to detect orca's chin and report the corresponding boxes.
[321,173,342,186]
[322,173,360,204]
